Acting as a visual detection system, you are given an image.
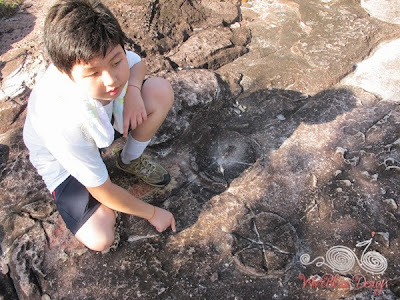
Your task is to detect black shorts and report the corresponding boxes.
[52,118,128,234]
[52,176,101,235]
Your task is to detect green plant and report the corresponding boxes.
[0,0,24,17]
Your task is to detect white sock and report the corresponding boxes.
[121,135,150,164]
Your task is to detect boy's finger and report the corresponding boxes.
[130,117,137,130]
[136,115,143,126]
[123,121,129,137]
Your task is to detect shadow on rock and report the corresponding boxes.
[0,144,10,178]
[130,87,383,299]
[165,88,358,235]
[162,86,400,299]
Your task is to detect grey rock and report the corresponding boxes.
[383,198,398,212]
[168,26,249,70]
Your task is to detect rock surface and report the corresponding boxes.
[361,0,400,25]
[342,38,400,102]
[1,0,400,299]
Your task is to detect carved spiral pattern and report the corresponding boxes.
[300,243,388,275]
[299,253,311,265]
[360,251,387,274]
[325,246,355,273]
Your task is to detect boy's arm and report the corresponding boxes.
[123,61,147,137]
[86,177,176,232]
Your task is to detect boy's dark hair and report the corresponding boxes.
[44,0,126,76]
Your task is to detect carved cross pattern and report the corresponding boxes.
[231,210,298,277]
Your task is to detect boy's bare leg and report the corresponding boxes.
[131,77,174,141]
[75,204,116,251]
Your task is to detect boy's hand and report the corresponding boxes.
[148,207,176,233]
[123,87,147,137]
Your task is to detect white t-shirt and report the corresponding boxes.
[23,51,141,192]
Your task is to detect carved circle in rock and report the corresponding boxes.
[231,211,299,278]
[194,130,261,185]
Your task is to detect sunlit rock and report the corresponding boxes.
[342,39,400,102]
[361,0,400,24]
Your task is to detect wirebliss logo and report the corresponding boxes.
[298,233,388,296]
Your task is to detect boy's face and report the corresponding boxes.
[70,45,129,101]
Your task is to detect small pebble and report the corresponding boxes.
[337,179,352,187]
[335,147,347,155]
[310,174,317,187]
[230,22,241,29]
[233,108,242,115]
[0,261,9,275]
[383,199,398,211]
[370,173,378,181]
[277,114,286,121]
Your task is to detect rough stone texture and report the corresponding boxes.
[167,26,250,70]
[1,0,400,299]
[151,69,224,145]
[104,0,242,74]
[220,0,400,95]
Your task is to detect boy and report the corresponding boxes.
[23,0,176,251]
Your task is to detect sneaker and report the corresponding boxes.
[115,150,171,187]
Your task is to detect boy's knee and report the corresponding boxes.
[146,77,174,109]
[160,78,174,108]
[82,229,115,252]
[92,234,115,252]
[75,205,116,252]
